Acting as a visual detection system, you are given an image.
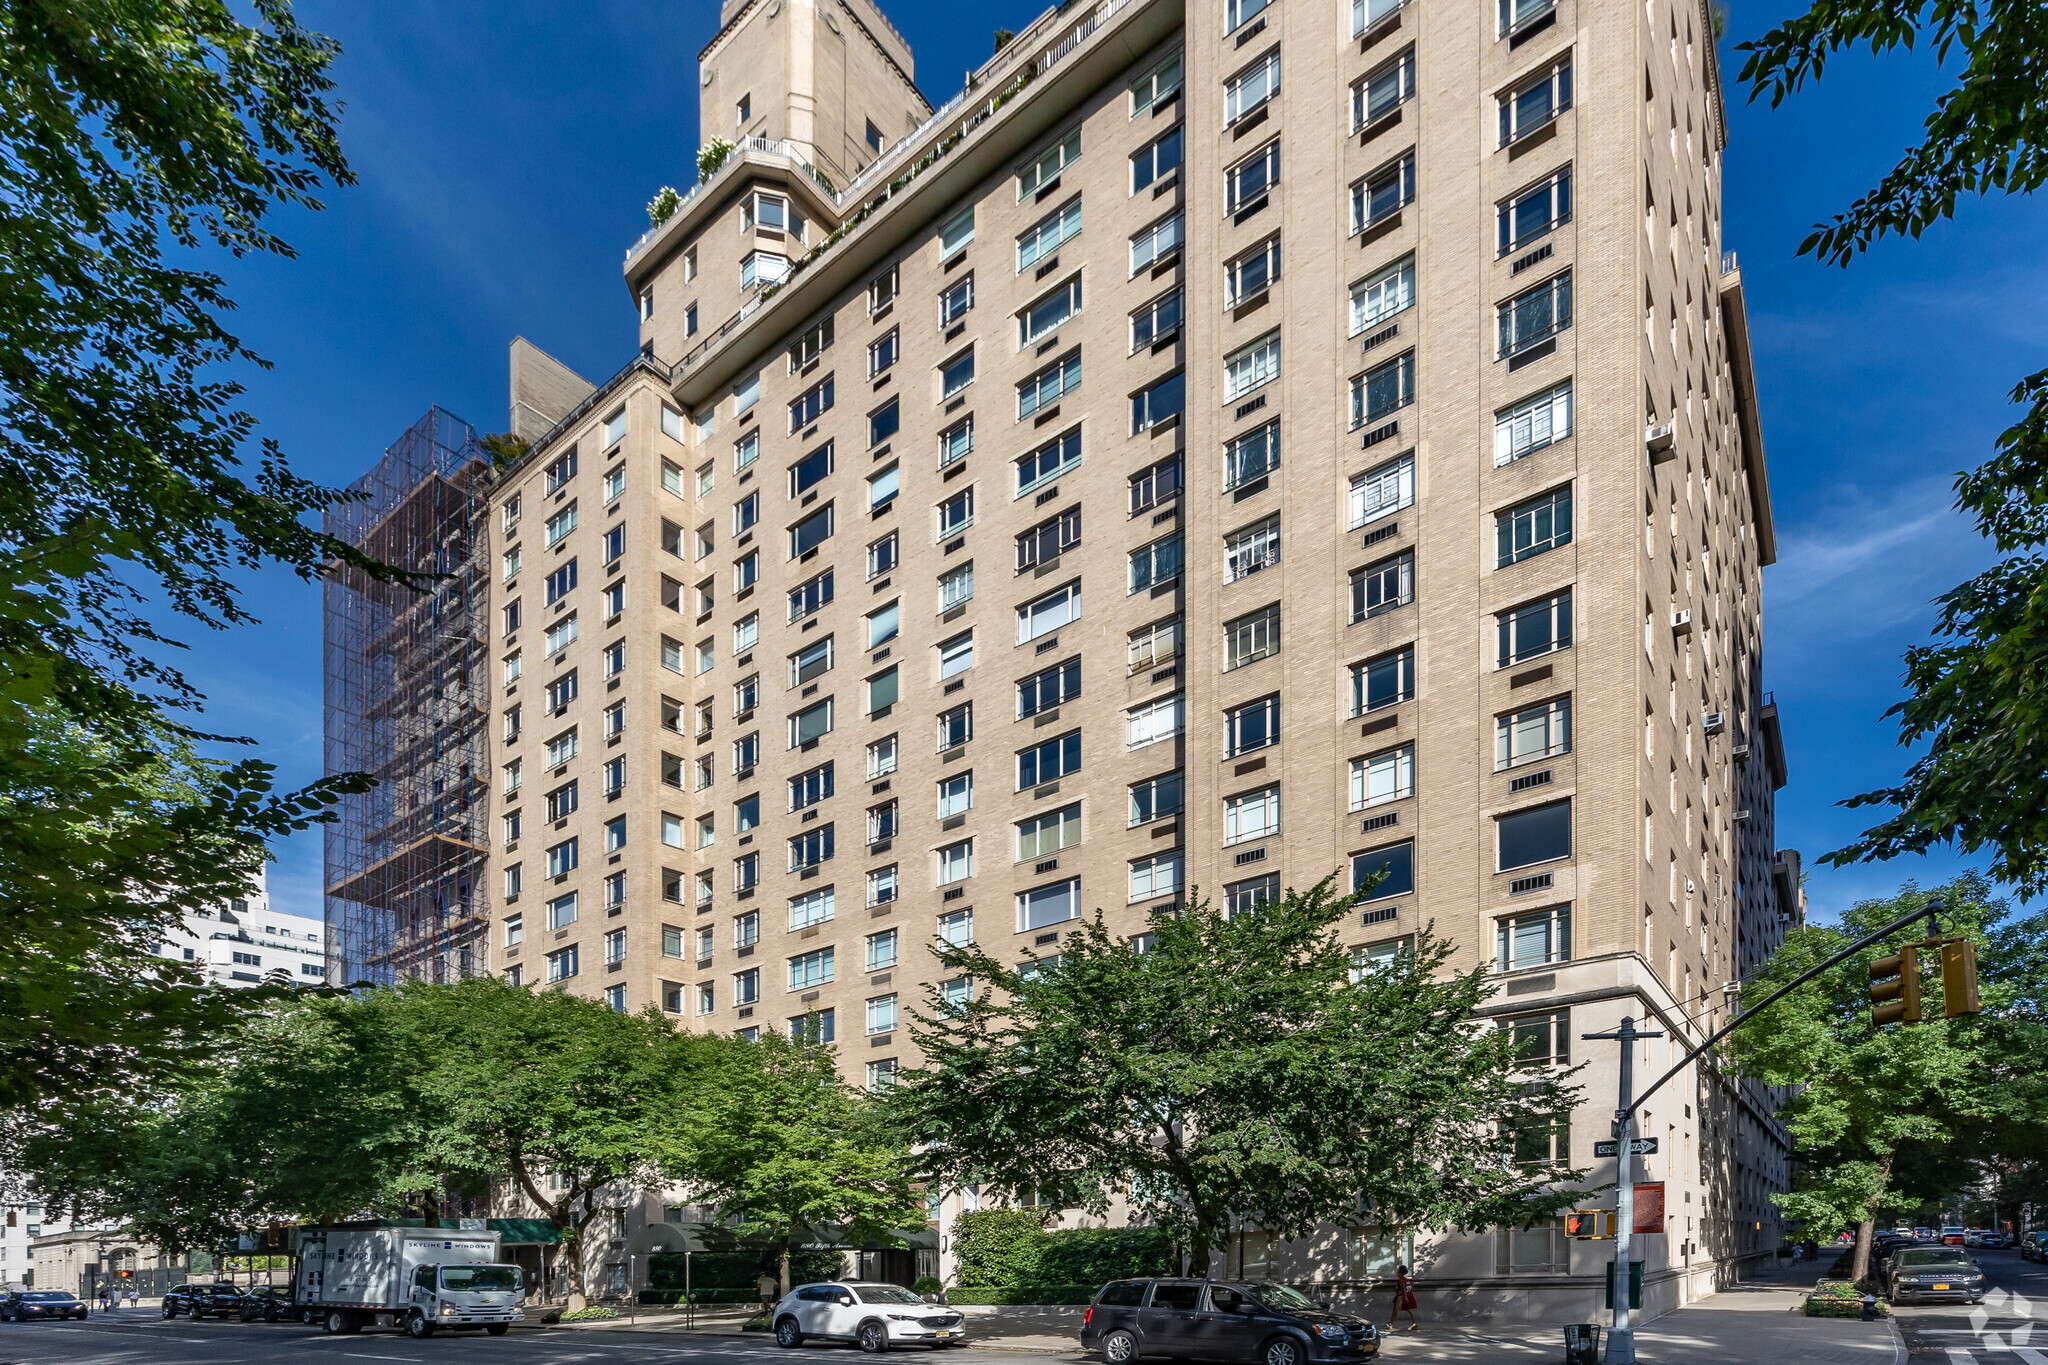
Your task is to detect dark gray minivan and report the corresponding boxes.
[1081,1279,1379,1365]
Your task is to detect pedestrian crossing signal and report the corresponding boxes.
[1567,1210,1612,1239]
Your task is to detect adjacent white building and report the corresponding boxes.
[153,867,330,988]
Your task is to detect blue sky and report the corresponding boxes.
[181,0,2045,927]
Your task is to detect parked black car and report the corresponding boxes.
[1886,1248,1986,1305]
[1082,1279,1379,1365]
[161,1282,247,1319]
[236,1286,296,1322]
[1,1290,89,1321]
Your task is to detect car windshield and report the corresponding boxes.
[26,1292,74,1301]
[1246,1283,1321,1313]
[853,1284,926,1305]
[443,1266,521,1292]
[1897,1250,1973,1268]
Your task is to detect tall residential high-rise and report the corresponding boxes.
[485,0,1798,1313]
[324,408,493,986]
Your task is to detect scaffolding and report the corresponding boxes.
[323,408,492,986]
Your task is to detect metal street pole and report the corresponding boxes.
[1584,1014,1662,1365]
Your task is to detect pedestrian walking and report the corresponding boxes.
[125,1283,138,1310]
[97,1281,112,1312]
[1386,1265,1418,1332]
[758,1272,780,1313]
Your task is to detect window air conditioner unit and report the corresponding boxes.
[1732,743,1751,759]
[1733,808,1752,823]
[1646,422,1677,463]
[1702,710,1726,735]
[1671,608,1693,635]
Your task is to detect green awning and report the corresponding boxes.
[488,1218,562,1245]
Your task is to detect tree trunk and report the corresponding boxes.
[1187,1213,1214,1277]
[1850,1219,1874,1283]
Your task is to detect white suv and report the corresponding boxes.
[773,1281,968,1353]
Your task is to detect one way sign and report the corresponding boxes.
[1593,1138,1660,1157]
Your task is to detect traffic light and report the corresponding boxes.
[1567,1210,1612,1239]
[1870,944,1923,1025]
[1939,938,1982,1017]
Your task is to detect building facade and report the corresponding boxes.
[149,867,331,989]
[484,0,1797,1318]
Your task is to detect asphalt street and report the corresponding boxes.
[1891,1246,2048,1365]
[0,1317,1063,1365]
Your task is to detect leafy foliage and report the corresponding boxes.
[951,1210,1171,1289]
[891,878,1584,1275]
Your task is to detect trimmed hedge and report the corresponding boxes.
[948,1284,1100,1306]
[646,1248,844,1294]
[639,1288,765,1306]
[952,1210,1171,1290]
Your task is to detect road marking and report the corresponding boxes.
[1947,1351,1978,1364]
[341,1355,422,1362]
[2016,1349,2048,1365]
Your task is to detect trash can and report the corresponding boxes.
[1564,1323,1602,1364]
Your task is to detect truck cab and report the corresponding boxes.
[405,1262,524,1337]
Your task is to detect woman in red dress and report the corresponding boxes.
[1387,1264,1418,1331]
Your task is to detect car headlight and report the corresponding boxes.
[1316,1324,1348,1339]
[441,1305,455,1315]
[888,1314,919,1321]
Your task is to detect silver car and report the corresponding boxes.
[772,1281,968,1353]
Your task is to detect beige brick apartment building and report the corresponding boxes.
[481,0,1802,1317]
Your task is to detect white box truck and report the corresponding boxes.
[296,1225,525,1338]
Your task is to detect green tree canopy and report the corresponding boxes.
[890,879,1584,1275]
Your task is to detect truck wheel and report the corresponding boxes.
[406,1311,436,1339]
[775,1315,805,1348]
[487,1323,510,1336]
[323,1309,358,1335]
[858,1320,890,1353]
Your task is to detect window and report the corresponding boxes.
[788,762,835,811]
[934,908,974,949]
[734,551,760,592]
[1350,936,1414,982]
[866,928,899,970]
[1350,253,1415,336]
[1498,487,1573,566]
[545,780,578,821]
[1225,50,1280,123]
[547,891,580,930]
[736,92,752,124]
[789,824,835,870]
[868,532,899,579]
[789,886,836,931]
[733,613,760,654]
[1127,617,1181,673]
[939,206,976,257]
[1125,771,1184,830]
[1018,198,1082,271]
[867,734,899,778]
[1019,128,1082,198]
[789,946,836,989]
[504,913,525,948]
[503,493,524,531]
[1498,695,1571,769]
[1130,851,1183,901]
[546,944,579,982]
[1351,840,1414,900]
[1018,582,1080,642]
[868,328,899,378]
[696,638,716,674]
[1354,47,1415,127]
[1498,798,1571,870]
[790,443,834,497]
[1498,590,1572,666]
[1130,286,1184,351]
[1020,278,1082,345]
[1224,332,1279,402]
[503,548,521,583]
[605,927,628,967]
[936,630,975,680]
[938,562,975,611]
[1498,271,1573,357]
[1016,508,1080,572]
[1351,552,1413,621]
[544,559,577,605]
[1225,695,1279,757]
[698,812,717,848]
[1505,1009,1571,1067]
[1018,657,1080,717]
[1224,785,1281,844]
[661,812,684,848]
[1019,877,1081,931]
[742,251,789,289]
[1223,605,1278,671]
[869,267,900,314]
[1226,0,1270,32]
[1350,745,1414,810]
[734,675,760,715]
[1130,211,1184,273]
[868,463,899,512]
[1351,647,1415,715]
[505,862,525,898]
[867,666,899,713]
[546,837,579,878]
[1015,429,1081,497]
[1351,151,1416,233]
[937,417,974,470]
[937,703,973,752]
[789,317,834,371]
[1496,903,1571,971]
[1500,167,1572,255]
[544,670,577,714]
[1129,453,1182,513]
[868,865,899,906]
[735,851,760,890]
[1225,239,1279,308]
[1494,381,1573,465]
[543,729,577,769]
[1127,693,1183,749]
[866,118,885,152]
[1348,452,1414,527]
[939,347,976,399]
[1227,872,1280,916]
[1350,351,1415,429]
[1499,54,1573,145]
[545,450,577,493]
[734,967,761,1005]
[789,505,834,557]
[866,602,900,651]
[867,1058,900,1091]
[736,793,760,831]
[1499,0,1556,33]
[1132,124,1184,192]
[867,994,899,1035]
[869,397,900,446]
[1017,729,1082,788]
[789,568,834,620]
[1017,803,1082,858]
[1129,534,1182,592]
[939,273,975,328]
[1019,352,1081,419]
[788,375,834,431]
[1224,517,1279,582]
[937,838,974,884]
[736,429,761,471]
[1225,141,1279,212]
[602,523,625,563]
[1131,50,1183,115]
[936,488,974,539]
[544,503,578,548]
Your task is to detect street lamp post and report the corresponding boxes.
[1582,1015,1663,1365]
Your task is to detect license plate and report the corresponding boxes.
[934,1330,951,1337]
[1932,1284,1949,1291]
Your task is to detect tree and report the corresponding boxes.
[891,879,1583,1275]
[1727,875,2011,1281]
[680,1034,925,1294]
[1734,4,2048,892]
